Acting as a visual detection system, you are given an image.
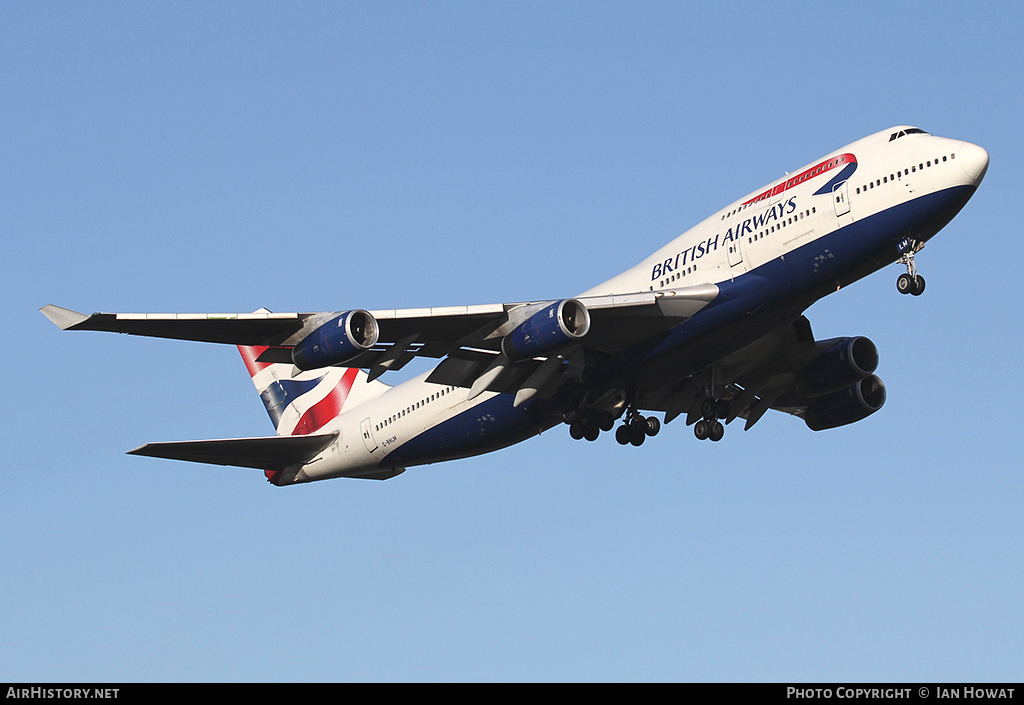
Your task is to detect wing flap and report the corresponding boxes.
[127,433,337,470]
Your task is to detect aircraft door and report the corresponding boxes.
[832,181,851,217]
[727,234,743,267]
[360,417,378,453]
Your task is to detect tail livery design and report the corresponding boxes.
[238,345,366,436]
[119,347,392,484]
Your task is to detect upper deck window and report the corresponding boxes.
[889,128,930,142]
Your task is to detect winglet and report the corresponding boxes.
[40,304,90,330]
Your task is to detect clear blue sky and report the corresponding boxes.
[3,1,1022,682]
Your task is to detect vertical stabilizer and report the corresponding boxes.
[238,346,390,436]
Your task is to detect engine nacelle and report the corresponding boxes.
[291,309,379,371]
[803,375,886,431]
[797,336,879,398]
[501,299,591,361]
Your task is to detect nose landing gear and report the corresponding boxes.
[897,272,925,296]
[896,237,926,296]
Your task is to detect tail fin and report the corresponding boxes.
[238,346,390,436]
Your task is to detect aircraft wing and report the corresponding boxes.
[41,284,718,376]
[639,315,885,432]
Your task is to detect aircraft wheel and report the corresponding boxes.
[598,411,615,432]
[569,422,585,440]
[694,419,710,440]
[645,416,661,437]
[708,420,725,442]
[629,424,646,446]
[615,425,631,445]
[897,273,914,295]
[911,275,926,296]
[584,423,600,442]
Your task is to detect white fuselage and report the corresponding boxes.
[290,127,988,483]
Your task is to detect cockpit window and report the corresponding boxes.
[889,128,930,141]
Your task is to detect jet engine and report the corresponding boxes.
[802,375,886,431]
[291,309,379,371]
[501,299,591,361]
[796,336,879,397]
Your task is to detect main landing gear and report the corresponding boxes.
[693,398,726,442]
[564,392,661,446]
[566,406,661,445]
[567,408,614,442]
[614,408,660,446]
[896,237,926,296]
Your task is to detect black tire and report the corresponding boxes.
[911,275,926,296]
[897,273,914,294]
[629,424,646,446]
[615,425,631,445]
[694,419,709,440]
[569,422,584,440]
[645,416,661,436]
[709,421,724,442]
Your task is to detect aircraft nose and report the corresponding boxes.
[958,141,989,184]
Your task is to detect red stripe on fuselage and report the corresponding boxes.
[743,153,857,205]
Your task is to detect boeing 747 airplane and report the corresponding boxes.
[42,126,988,484]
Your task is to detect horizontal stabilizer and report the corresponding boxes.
[128,433,337,470]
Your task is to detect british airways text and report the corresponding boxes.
[651,197,798,281]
